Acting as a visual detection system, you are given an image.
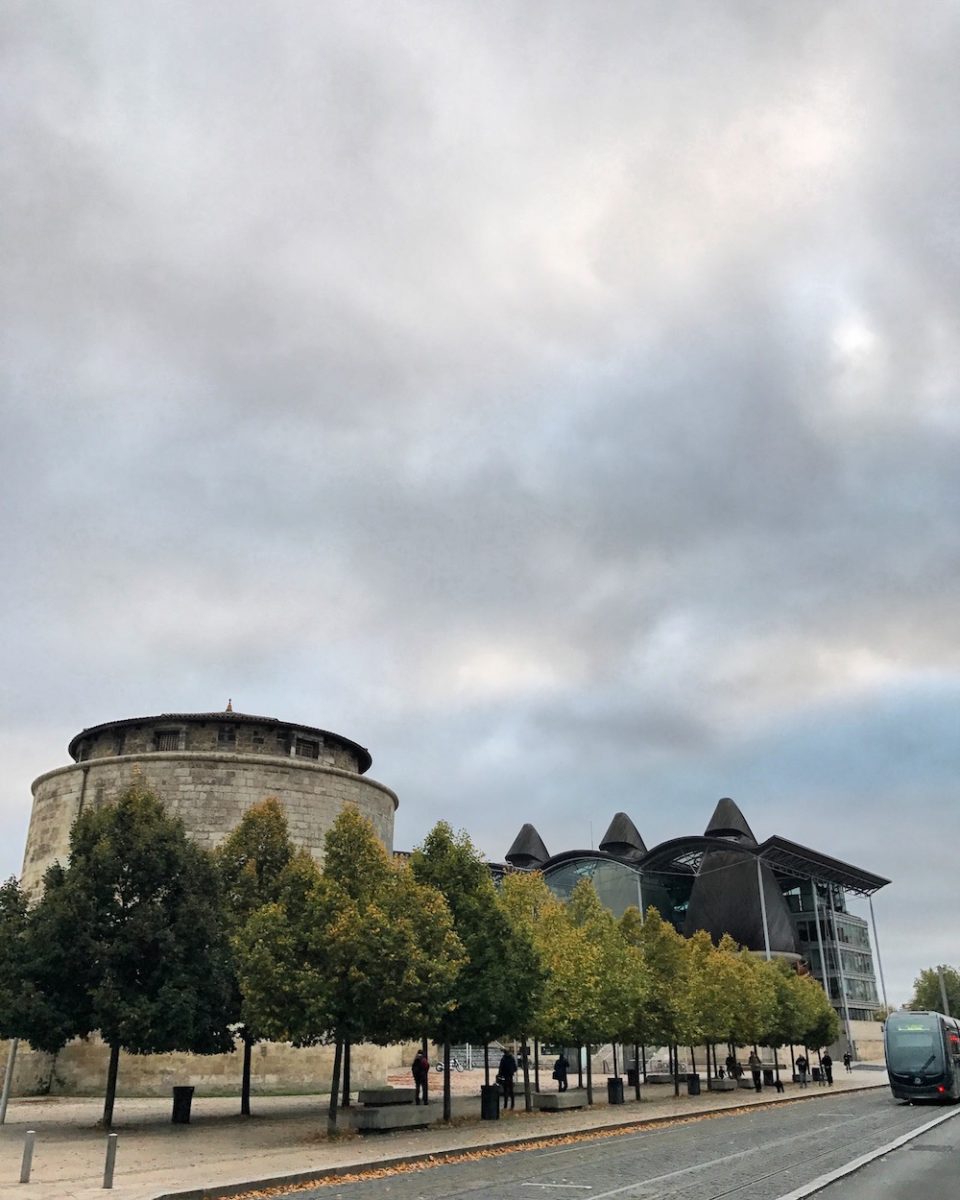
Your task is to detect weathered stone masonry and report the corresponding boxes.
[12,709,400,1095]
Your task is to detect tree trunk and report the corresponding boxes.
[484,1042,490,1086]
[443,1042,452,1122]
[586,1043,593,1105]
[789,1044,796,1074]
[102,1042,121,1130]
[521,1035,532,1111]
[633,1043,641,1100]
[577,1043,583,1089]
[327,1039,343,1134]
[341,1040,351,1108]
[673,1043,680,1098]
[689,1045,696,1073]
[534,1037,540,1093]
[641,1043,647,1083]
[422,1036,430,1104]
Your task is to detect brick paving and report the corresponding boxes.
[0,1068,887,1200]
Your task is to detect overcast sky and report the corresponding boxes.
[2,2,958,1008]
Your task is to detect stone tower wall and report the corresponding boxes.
[23,752,397,894]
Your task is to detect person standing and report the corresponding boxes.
[411,1048,429,1105]
[842,1050,852,1072]
[748,1050,762,1093]
[796,1053,809,1087]
[553,1052,569,1092]
[498,1048,518,1109]
[821,1051,834,1085]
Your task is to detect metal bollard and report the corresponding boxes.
[19,1130,35,1184]
[102,1133,118,1189]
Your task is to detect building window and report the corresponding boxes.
[295,737,319,759]
[217,726,237,749]
[154,730,180,752]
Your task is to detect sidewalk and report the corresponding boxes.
[0,1068,887,1200]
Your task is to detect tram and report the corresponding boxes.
[884,1010,960,1102]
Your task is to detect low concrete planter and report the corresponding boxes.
[707,1078,737,1091]
[534,1091,587,1111]
[357,1087,417,1106]
[352,1104,434,1132]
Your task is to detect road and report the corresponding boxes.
[281,1091,960,1200]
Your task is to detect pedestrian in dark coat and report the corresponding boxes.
[796,1054,809,1087]
[498,1050,518,1109]
[842,1051,852,1072]
[411,1049,429,1104]
[748,1051,762,1093]
[553,1052,569,1092]
[821,1052,834,1085]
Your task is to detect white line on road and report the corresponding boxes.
[587,1145,760,1200]
[773,1106,960,1200]
[521,1184,593,1189]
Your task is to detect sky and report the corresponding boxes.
[2,2,958,1010]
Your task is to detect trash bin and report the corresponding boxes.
[763,1069,774,1087]
[171,1085,194,1124]
[626,1067,638,1088]
[686,1073,701,1096]
[607,1076,625,1104]
[480,1084,501,1120]
[811,1066,821,1083]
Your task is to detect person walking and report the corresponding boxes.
[725,1052,737,1079]
[748,1050,763,1093]
[553,1052,569,1092]
[821,1051,834,1085]
[842,1050,852,1073]
[498,1048,519,1109]
[411,1048,429,1105]
[796,1053,809,1087]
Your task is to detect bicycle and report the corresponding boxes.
[434,1057,465,1072]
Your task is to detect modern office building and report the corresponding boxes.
[505,798,890,1038]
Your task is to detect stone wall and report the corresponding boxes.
[2,1036,400,1098]
[23,754,397,894]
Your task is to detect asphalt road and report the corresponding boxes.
[289,1091,960,1200]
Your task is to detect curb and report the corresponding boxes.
[153,1083,885,1200]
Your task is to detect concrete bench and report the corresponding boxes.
[707,1078,737,1091]
[645,1073,677,1085]
[738,1077,755,1089]
[534,1091,587,1111]
[357,1087,417,1106]
[353,1103,434,1132]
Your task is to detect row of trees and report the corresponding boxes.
[0,781,840,1129]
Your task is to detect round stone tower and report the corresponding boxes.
[22,706,398,893]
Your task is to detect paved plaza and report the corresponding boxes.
[0,1067,887,1200]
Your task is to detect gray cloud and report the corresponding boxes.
[2,1,958,1006]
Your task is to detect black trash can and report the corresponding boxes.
[686,1073,701,1096]
[763,1069,774,1087]
[626,1067,638,1088]
[480,1084,501,1120]
[811,1066,821,1083]
[171,1085,194,1124]
[607,1077,625,1105]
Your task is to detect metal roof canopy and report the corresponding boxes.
[757,835,890,897]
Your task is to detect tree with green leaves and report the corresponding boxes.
[685,930,741,1077]
[0,878,29,1040]
[563,882,644,1103]
[910,965,960,1016]
[239,807,464,1133]
[22,779,235,1127]
[622,907,692,1095]
[410,822,540,1119]
[216,797,296,1115]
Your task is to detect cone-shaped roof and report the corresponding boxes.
[599,812,647,860]
[704,797,757,845]
[505,823,550,869]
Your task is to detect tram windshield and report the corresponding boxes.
[885,1016,944,1073]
